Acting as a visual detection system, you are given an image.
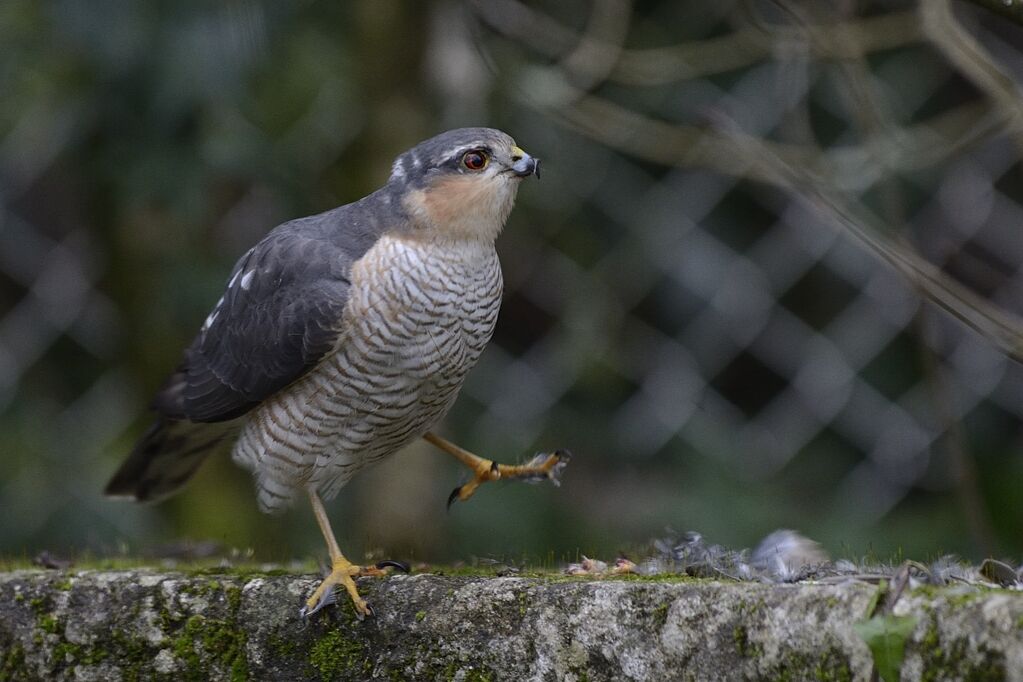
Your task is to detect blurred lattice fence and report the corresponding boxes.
[2,0,1023,561]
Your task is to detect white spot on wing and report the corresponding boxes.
[202,297,224,333]
[228,269,241,288]
[203,309,219,331]
[240,270,255,290]
[390,158,405,179]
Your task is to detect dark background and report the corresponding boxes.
[2,0,1023,567]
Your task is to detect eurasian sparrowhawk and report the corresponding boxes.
[106,128,567,617]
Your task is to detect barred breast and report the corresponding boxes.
[232,234,503,513]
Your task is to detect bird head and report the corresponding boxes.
[391,127,539,242]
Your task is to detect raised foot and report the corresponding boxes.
[448,449,572,508]
[299,559,410,619]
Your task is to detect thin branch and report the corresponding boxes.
[731,127,1023,365]
[556,0,633,92]
[471,0,925,85]
[921,0,1023,149]
[545,87,997,190]
[478,0,1023,369]
[957,0,1023,26]
[614,11,923,85]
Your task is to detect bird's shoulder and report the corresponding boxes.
[248,194,396,273]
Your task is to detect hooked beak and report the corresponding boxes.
[510,146,540,179]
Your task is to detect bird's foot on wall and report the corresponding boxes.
[300,558,410,619]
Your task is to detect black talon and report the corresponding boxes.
[554,449,572,461]
[490,462,499,474]
[376,559,411,573]
[446,486,463,510]
[364,603,375,618]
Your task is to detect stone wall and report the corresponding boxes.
[1,569,1021,680]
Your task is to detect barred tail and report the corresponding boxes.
[105,418,236,502]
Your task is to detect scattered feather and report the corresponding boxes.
[572,529,1023,591]
[32,551,72,570]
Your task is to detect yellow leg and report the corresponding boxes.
[422,432,570,506]
[302,487,405,619]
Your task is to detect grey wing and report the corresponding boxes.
[153,227,356,423]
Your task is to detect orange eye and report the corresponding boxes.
[462,150,488,171]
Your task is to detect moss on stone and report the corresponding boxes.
[909,583,1000,606]
[172,615,205,672]
[51,642,80,665]
[37,613,58,635]
[26,607,114,679]
[517,590,530,616]
[920,618,941,657]
[165,577,251,682]
[462,666,495,682]
[604,572,701,584]
[812,652,854,682]
[733,625,758,658]
[225,584,242,613]
[756,647,854,682]
[107,630,155,682]
[917,614,1007,682]
[732,598,766,660]
[419,565,706,583]
[309,628,370,678]
[183,564,307,581]
[170,612,249,681]
[267,632,297,657]
[0,642,26,682]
